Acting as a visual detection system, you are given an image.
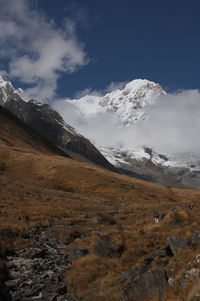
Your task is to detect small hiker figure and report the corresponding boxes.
[154,212,160,224]
[188,201,195,210]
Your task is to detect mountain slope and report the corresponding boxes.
[0,105,73,159]
[1,99,200,301]
[100,146,199,188]
[0,75,116,171]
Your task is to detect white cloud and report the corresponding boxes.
[105,81,127,93]
[73,80,127,99]
[74,88,102,99]
[0,0,88,101]
[53,97,87,127]
[54,89,200,155]
[140,90,200,154]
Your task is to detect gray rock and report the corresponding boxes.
[5,225,70,301]
[154,246,174,258]
[167,235,191,255]
[120,264,146,282]
[145,246,174,264]
[121,267,168,301]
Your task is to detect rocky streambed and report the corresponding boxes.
[5,225,79,301]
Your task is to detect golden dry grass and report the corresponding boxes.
[1,109,200,300]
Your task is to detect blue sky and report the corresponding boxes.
[40,0,200,96]
[0,0,200,100]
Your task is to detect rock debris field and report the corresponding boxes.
[5,225,80,301]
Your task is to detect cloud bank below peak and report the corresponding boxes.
[54,89,200,155]
[0,0,88,101]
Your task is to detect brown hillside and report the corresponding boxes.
[0,106,200,301]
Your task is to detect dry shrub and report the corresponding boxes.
[120,248,145,269]
[163,208,190,225]
[12,238,29,250]
[87,230,124,249]
[89,212,116,225]
[65,254,120,301]
[57,228,83,244]
[166,289,182,301]
[105,230,125,248]
[0,224,28,256]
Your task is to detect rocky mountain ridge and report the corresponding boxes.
[0,74,116,172]
[100,146,200,188]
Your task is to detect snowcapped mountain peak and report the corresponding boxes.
[0,73,11,88]
[0,73,16,104]
[70,78,166,127]
[125,78,162,90]
[0,74,27,104]
[105,78,165,100]
[102,79,166,126]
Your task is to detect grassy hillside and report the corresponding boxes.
[0,108,200,301]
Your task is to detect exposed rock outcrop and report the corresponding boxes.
[121,264,168,301]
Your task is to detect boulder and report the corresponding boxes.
[121,265,168,301]
[145,246,173,265]
[154,246,174,258]
[120,264,147,282]
[167,235,190,255]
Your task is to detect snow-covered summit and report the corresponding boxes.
[0,74,14,104]
[101,79,166,126]
[70,79,166,127]
[0,73,26,104]
[0,74,9,88]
